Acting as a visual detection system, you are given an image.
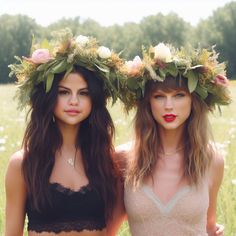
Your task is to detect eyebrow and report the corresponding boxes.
[153,89,187,93]
[58,85,89,91]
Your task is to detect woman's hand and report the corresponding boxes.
[214,223,224,236]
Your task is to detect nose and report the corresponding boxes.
[164,96,173,110]
[69,93,79,105]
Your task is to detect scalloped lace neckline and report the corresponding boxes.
[49,182,91,195]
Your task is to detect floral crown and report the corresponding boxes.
[122,43,231,111]
[9,28,125,109]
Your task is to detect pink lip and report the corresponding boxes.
[163,114,177,122]
[65,109,81,115]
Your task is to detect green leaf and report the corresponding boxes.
[195,85,208,99]
[159,69,166,78]
[40,39,50,49]
[94,64,109,73]
[127,77,140,90]
[51,60,68,74]
[165,63,178,77]
[63,65,73,79]
[46,73,54,93]
[186,70,198,93]
[37,60,57,72]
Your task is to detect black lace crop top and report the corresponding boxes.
[26,183,106,233]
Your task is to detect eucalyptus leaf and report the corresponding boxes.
[186,70,198,93]
[37,60,58,72]
[51,60,68,73]
[46,73,54,93]
[165,63,178,77]
[195,85,208,99]
[63,65,73,79]
[36,63,49,72]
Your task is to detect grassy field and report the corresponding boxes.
[0,82,236,235]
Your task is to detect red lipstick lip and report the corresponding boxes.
[163,114,177,122]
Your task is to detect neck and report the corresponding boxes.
[158,126,185,155]
[57,122,79,148]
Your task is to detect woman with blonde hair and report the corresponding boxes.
[121,43,231,235]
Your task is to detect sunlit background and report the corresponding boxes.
[0,1,236,235]
[1,0,233,26]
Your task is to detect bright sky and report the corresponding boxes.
[0,0,234,27]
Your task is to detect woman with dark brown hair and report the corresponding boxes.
[5,29,125,236]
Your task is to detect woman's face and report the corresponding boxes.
[149,88,192,131]
[53,72,92,127]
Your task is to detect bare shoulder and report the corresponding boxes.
[208,145,224,187]
[209,146,224,171]
[8,150,24,170]
[6,150,25,182]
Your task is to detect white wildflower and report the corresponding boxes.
[97,46,112,59]
[231,179,236,185]
[0,138,6,144]
[75,35,89,47]
[154,43,172,62]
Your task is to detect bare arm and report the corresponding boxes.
[5,151,27,236]
[106,151,128,236]
[207,151,224,236]
[106,178,127,236]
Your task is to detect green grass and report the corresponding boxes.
[0,82,236,235]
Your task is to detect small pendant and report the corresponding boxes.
[67,158,74,167]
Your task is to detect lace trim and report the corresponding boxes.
[28,219,106,233]
[50,182,92,195]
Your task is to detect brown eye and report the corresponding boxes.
[79,91,89,96]
[58,90,70,95]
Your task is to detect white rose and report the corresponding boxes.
[133,56,143,66]
[154,43,172,62]
[75,35,89,46]
[97,46,112,59]
[125,56,143,75]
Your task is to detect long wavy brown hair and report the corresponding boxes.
[22,66,118,220]
[126,76,213,188]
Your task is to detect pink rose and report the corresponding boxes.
[24,49,53,64]
[125,56,143,76]
[214,75,229,87]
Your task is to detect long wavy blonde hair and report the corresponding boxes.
[126,76,213,188]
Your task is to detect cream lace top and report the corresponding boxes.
[124,181,209,236]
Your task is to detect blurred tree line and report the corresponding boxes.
[0,1,236,83]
